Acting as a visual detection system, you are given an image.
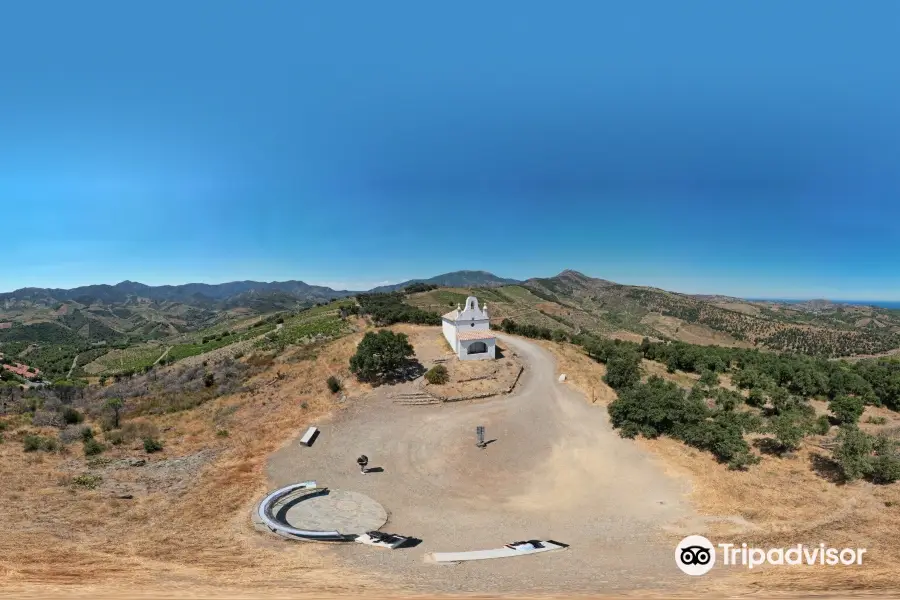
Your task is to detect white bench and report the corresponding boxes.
[300,426,319,446]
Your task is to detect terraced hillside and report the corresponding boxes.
[0,294,320,380]
[523,271,900,357]
[405,285,606,334]
[405,271,900,358]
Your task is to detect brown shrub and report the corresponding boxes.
[245,353,275,368]
[119,420,160,444]
[32,410,62,428]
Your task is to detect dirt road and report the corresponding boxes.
[268,334,699,594]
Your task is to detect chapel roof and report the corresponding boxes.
[457,329,496,341]
[442,309,460,320]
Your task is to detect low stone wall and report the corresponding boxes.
[424,365,524,403]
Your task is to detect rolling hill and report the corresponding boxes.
[4,268,900,381]
[405,270,900,358]
[0,279,355,308]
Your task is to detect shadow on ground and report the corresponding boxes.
[809,452,846,485]
[371,360,427,386]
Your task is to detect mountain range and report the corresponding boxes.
[0,270,521,309]
[4,269,900,380]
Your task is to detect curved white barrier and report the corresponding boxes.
[257,482,347,541]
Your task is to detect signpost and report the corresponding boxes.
[476,426,485,449]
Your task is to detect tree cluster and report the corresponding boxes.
[562,333,900,473]
[355,293,441,326]
[833,426,900,483]
[403,283,439,294]
[496,318,558,341]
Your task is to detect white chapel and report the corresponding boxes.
[442,296,496,360]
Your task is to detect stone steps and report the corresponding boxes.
[393,397,441,406]
[392,388,441,405]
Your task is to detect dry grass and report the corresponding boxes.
[399,325,454,364]
[6,589,888,600]
[713,301,763,316]
[424,354,522,399]
[641,359,701,389]
[644,435,900,594]
[641,313,753,348]
[537,340,617,406]
[0,332,379,597]
[608,330,649,343]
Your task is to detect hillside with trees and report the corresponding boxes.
[4,268,900,382]
[406,270,900,359]
[522,271,900,357]
[498,315,900,479]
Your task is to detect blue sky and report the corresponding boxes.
[3,1,899,298]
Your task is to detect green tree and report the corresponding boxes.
[603,351,642,390]
[106,398,124,429]
[767,411,806,453]
[829,394,865,425]
[870,454,900,484]
[770,388,806,416]
[714,388,743,412]
[699,369,719,388]
[678,415,759,470]
[812,414,832,435]
[639,337,651,356]
[832,426,874,481]
[870,434,900,484]
[746,388,766,408]
[349,330,415,382]
[607,376,706,439]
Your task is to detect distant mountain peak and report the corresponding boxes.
[368,270,520,293]
[557,269,589,278]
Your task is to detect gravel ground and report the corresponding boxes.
[267,333,701,595]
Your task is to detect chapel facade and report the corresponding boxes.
[441,296,496,360]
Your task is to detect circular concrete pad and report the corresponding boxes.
[276,489,387,535]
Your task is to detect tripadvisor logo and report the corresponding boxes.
[676,536,868,575]
[676,535,716,576]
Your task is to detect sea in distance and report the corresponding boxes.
[749,298,900,310]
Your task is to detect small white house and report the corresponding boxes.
[442,296,496,360]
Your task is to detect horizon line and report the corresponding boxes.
[3,274,900,305]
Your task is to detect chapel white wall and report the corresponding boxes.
[442,319,458,352]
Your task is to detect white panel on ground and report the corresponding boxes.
[355,531,409,549]
[300,426,319,446]
[426,541,567,564]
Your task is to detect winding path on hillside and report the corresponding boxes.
[153,346,171,365]
[268,334,701,594]
[67,354,78,379]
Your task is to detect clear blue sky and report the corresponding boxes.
[3,1,899,299]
